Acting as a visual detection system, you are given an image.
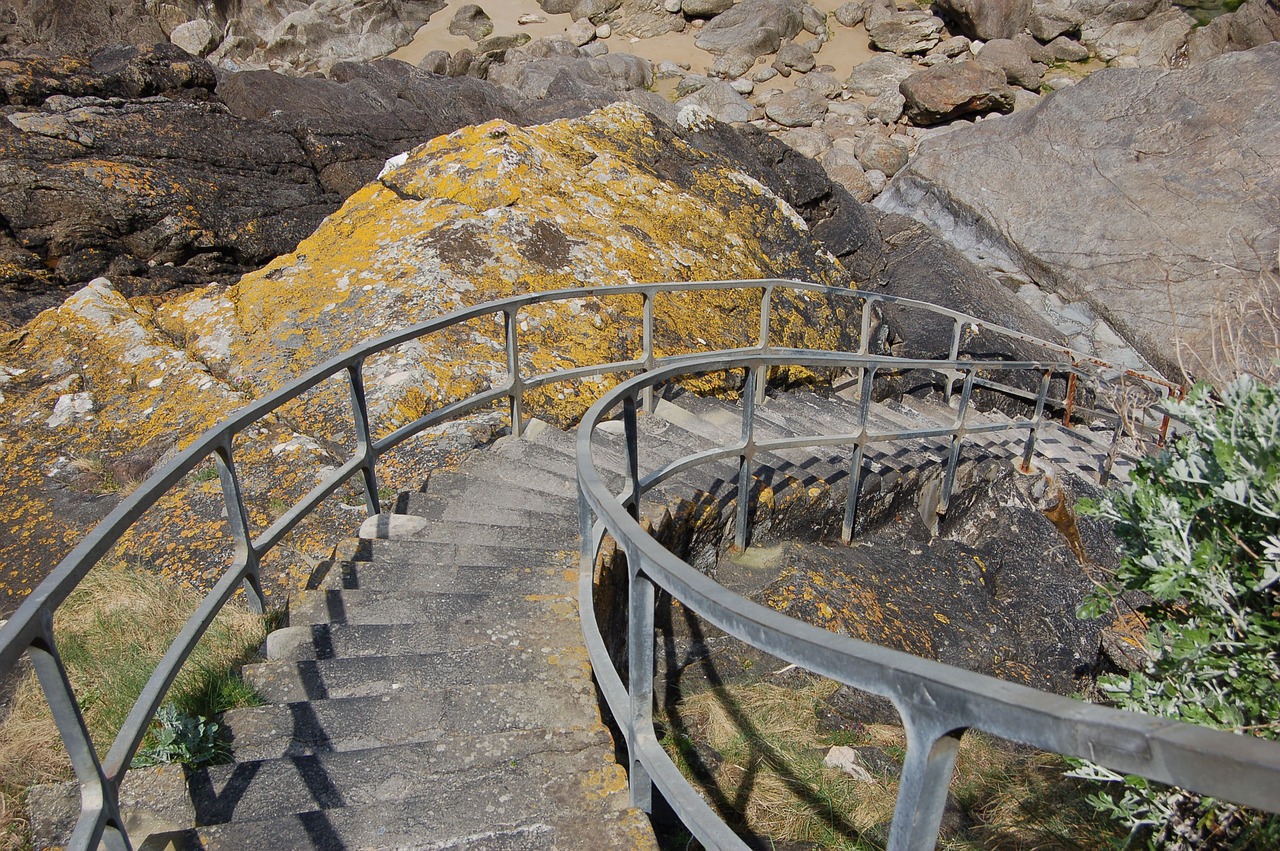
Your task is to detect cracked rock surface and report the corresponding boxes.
[876,43,1280,380]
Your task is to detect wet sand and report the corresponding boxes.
[389,0,879,101]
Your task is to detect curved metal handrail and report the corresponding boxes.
[576,351,1280,851]
[0,279,1176,850]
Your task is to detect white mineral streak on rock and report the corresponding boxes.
[378,152,410,179]
[46,392,94,428]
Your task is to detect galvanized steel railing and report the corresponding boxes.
[575,351,1280,851]
[0,279,1187,850]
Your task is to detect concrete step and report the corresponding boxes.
[287,582,569,629]
[176,726,649,849]
[185,728,616,827]
[348,538,569,568]
[314,559,575,596]
[184,782,649,851]
[266,608,582,662]
[223,679,604,762]
[244,643,566,704]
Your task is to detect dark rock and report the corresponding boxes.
[695,0,807,57]
[0,44,216,106]
[876,45,1280,380]
[899,60,1016,124]
[934,0,1033,40]
[0,49,701,326]
[762,463,1117,696]
[870,213,1065,373]
[0,0,167,57]
[680,120,884,279]
[448,4,495,41]
[418,49,453,75]
[976,38,1047,89]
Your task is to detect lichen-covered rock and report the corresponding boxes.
[0,103,855,610]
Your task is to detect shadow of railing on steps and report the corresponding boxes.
[0,279,1187,850]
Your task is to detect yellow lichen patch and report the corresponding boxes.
[4,101,854,609]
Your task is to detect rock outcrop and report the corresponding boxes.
[0,0,445,76]
[876,44,1280,380]
[0,48,538,328]
[0,102,855,610]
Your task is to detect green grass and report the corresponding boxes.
[659,678,1125,850]
[0,564,271,851]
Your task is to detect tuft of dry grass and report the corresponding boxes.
[1171,243,1280,392]
[662,678,1123,850]
[0,564,269,851]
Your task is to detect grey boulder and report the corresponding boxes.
[764,86,829,126]
[876,44,1280,381]
[695,0,807,56]
[899,60,1016,124]
[934,0,1033,40]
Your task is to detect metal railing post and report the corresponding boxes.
[30,619,131,851]
[1020,370,1053,473]
[755,283,773,405]
[858,295,872,355]
[642,291,656,414]
[623,394,641,519]
[886,717,965,851]
[842,364,875,544]
[626,540,655,812]
[347,360,381,516]
[734,366,758,551]
[937,369,974,515]
[505,308,524,437]
[944,318,963,404]
[214,439,266,614]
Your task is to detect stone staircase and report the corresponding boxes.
[36,387,1127,850]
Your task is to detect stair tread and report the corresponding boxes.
[223,681,604,761]
[186,728,619,827]
[287,578,573,628]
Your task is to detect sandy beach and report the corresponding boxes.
[390,0,880,100]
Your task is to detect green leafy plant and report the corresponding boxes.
[132,704,227,768]
[1074,375,1280,849]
